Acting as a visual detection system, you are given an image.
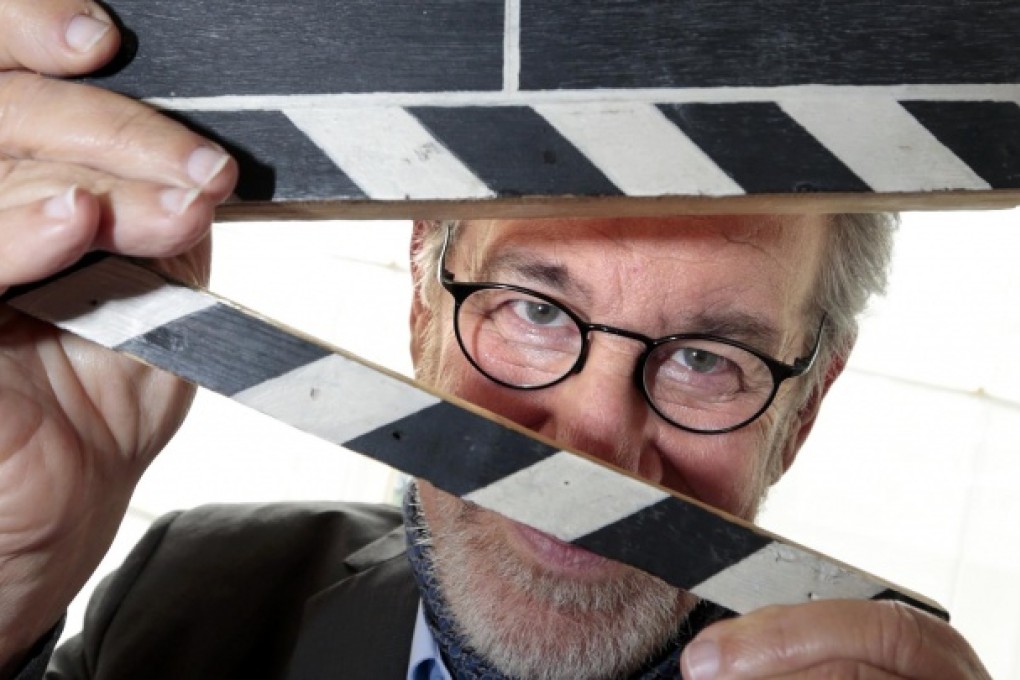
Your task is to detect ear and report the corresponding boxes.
[776,344,851,477]
[408,220,434,367]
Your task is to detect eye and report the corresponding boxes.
[674,347,727,374]
[510,299,570,327]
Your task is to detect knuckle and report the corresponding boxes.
[869,600,981,675]
[872,601,927,667]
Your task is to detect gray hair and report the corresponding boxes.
[806,213,897,395]
[413,215,897,397]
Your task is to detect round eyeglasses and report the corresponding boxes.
[438,236,825,435]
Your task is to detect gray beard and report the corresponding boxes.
[416,488,699,680]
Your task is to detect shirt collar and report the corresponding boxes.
[408,601,453,680]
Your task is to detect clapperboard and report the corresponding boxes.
[11,0,1020,618]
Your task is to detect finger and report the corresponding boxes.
[0,186,98,288]
[92,182,217,256]
[679,601,990,680]
[0,73,238,198]
[0,0,120,75]
[0,159,219,257]
[0,175,217,293]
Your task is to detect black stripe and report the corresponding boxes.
[408,106,622,198]
[116,304,330,397]
[343,401,557,497]
[901,101,1020,189]
[871,589,950,621]
[90,0,504,97]
[574,498,772,589]
[658,103,870,193]
[522,0,1020,89]
[167,111,367,202]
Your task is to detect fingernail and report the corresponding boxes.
[682,640,720,680]
[66,14,113,53]
[161,187,201,215]
[186,147,230,188]
[44,186,79,220]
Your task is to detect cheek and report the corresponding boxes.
[655,427,772,519]
[426,331,554,430]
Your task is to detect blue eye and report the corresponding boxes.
[675,347,726,374]
[512,300,569,327]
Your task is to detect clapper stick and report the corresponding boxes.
[84,0,1020,217]
[3,254,948,620]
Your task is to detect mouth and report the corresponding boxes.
[509,520,615,574]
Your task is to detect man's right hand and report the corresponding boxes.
[0,0,237,671]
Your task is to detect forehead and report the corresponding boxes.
[451,216,826,347]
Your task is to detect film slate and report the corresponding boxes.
[85,0,1020,217]
[3,254,949,620]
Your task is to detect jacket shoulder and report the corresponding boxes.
[50,501,405,679]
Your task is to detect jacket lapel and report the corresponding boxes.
[285,528,419,680]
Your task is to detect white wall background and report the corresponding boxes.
[65,212,1020,678]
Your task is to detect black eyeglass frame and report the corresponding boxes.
[437,228,826,435]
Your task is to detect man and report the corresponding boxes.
[0,2,990,678]
[407,217,852,679]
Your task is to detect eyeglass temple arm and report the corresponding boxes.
[792,314,828,374]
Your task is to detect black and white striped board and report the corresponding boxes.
[3,254,948,620]
[83,0,1020,216]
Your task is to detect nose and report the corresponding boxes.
[536,334,662,483]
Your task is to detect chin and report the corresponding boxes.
[420,485,697,680]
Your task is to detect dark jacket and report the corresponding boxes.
[44,502,419,680]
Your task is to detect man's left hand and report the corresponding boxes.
[680,599,990,678]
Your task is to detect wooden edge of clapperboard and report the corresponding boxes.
[213,190,1020,221]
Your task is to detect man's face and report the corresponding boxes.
[410,216,827,679]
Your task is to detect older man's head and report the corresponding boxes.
[406,215,894,679]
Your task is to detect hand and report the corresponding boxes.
[0,0,237,669]
[680,600,991,679]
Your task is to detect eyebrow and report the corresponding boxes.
[476,251,594,304]
[679,310,784,355]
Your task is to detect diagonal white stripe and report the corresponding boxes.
[465,451,669,542]
[233,355,440,446]
[691,541,886,612]
[7,258,215,347]
[534,102,744,196]
[283,106,496,200]
[780,96,990,192]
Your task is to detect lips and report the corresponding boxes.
[511,520,613,573]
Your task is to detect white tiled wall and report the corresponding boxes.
[760,211,1020,678]
[66,214,1020,678]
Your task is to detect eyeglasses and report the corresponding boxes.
[438,230,825,435]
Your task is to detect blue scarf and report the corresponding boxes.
[403,486,731,679]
